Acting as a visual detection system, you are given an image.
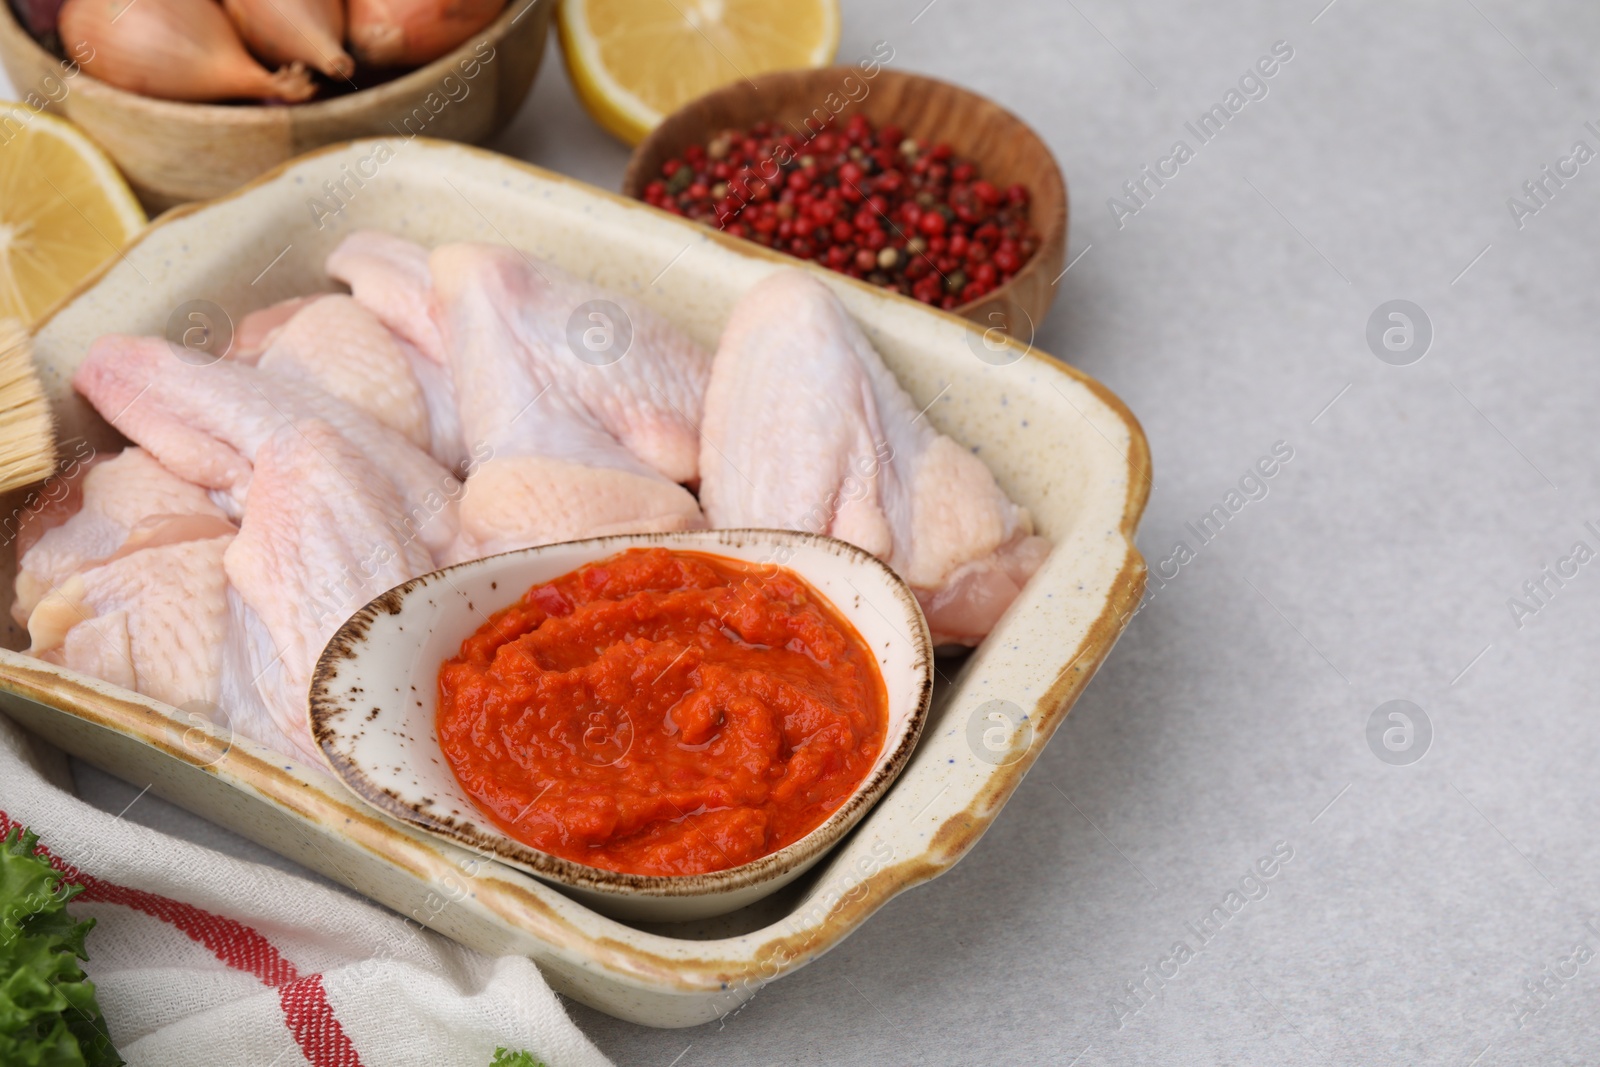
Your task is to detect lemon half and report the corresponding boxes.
[559,0,841,145]
[0,103,145,327]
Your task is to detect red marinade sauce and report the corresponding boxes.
[436,548,888,877]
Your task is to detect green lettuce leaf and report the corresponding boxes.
[0,827,122,1066]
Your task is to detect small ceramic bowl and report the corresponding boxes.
[621,66,1068,343]
[308,528,934,922]
[0,0,553,210]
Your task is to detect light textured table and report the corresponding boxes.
[9,1,1600,1062]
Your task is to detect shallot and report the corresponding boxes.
[347,0,507,68]
[223,0,355,80]
[59,0,316,103]
[15,0,68,37]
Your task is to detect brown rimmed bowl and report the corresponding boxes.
[308,529,935,923]
[622,66,1068,345]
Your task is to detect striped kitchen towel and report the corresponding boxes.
[0,712,613,1067]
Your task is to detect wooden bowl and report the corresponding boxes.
[0,0,553,211]
[622,67,1067,341]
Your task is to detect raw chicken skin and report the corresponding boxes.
[224,422,435,761]
[216,587,314,762]
[325,230,447,365]
[699,270,1051,644]
[429,243,703,559]
[457,454,707,555]
[258,294,431,450]
[241,292,464,470]
[399,334,467,472]
[72,334,461,560]
[7,444,103,562]
[29,535,234,710]
[57,612,135,694]
[13,448,232,625]
[429,242,711,484]
[232,295,318,364]
[12,449,298,758]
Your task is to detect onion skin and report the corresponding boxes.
[60,0,317,103]
[16,0,68,37]
[223,0,355,80]
[348,0,508,68]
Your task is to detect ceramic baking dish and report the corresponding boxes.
[0,139,1149,1027]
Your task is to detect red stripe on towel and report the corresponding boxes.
[2,809,366,1067]
[281,974,365,1067]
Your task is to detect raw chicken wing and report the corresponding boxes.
[13,448,232,624]
[73,334,460,559]
[28,534,234,711]
[257,294,431,450]
[429,241,711,484]
[429,242,705,559]
[325,230,447,364]
[699,270,1050,644]
[224,421,435,761]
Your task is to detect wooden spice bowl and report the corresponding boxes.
[622,66,1067,341]
[0,0,553,211]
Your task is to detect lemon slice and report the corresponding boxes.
[559,0,841,145]
[0,103,145,327]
